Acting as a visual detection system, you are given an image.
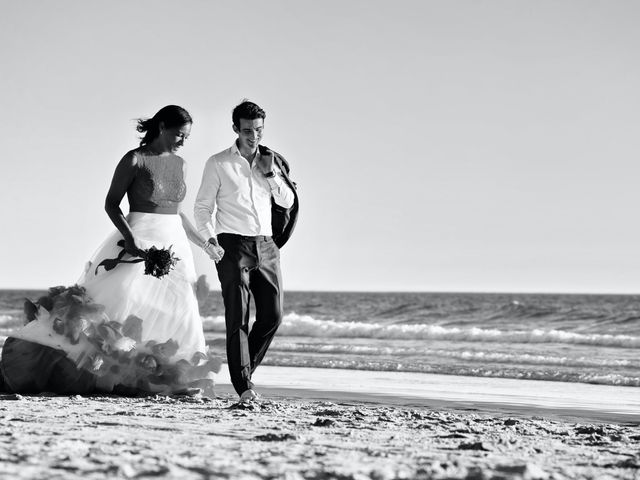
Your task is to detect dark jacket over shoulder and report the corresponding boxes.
[260,145,299,248]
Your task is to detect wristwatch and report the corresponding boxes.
[264,171,276,178]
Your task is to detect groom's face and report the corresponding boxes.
[234,118,264,153]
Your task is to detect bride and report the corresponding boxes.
[1,105,221,396]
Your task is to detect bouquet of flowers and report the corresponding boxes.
[95,240,180,279]
[143,245,180,278]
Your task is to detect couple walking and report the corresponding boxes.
[0,101,299,401]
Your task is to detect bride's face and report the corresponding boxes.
[160,123,191,153]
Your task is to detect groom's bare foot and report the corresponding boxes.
[239,388,258,403]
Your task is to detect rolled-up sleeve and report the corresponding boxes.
[194,157,220,239]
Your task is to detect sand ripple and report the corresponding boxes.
[0,392,638,479]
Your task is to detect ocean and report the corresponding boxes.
[1,289,639,388]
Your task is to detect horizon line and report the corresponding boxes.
[2,286,639,296]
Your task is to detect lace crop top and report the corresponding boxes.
[127,152,187,214]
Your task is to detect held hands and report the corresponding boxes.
[203,237,224,263]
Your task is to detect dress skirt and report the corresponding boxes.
[3,212,220,396]
[80,212,206,362]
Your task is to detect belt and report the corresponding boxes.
[218,233,272,242]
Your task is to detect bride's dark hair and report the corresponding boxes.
[136,105,192,146]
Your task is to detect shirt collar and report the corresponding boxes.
[230,141,242,157]
[231,141,259,164]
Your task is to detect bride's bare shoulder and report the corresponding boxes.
[118,148,143,167]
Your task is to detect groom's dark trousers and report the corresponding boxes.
[215,233,283,395]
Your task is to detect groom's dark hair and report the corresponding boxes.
[232,100,266,128]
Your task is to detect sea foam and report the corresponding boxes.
[202,313,640,348]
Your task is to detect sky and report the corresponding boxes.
[1,0,640,293]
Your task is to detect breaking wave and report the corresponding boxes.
[202,313,640,348]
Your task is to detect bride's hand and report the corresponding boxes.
[124,237,145,258]
[203,238,224,263]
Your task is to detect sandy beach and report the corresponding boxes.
[0,367,638,480]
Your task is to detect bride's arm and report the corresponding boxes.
[105,151,144,256]
[179,158,207,247]
[180,159,223,262]
[179,210,223,262]
[179,209,207,247]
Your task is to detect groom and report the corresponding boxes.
[194,100,297,402]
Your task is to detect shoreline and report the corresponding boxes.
[216,384,640,426]
[222,365,640,425]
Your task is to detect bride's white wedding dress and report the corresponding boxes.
[1,151,220,396]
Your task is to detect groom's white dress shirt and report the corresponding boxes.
[194,143,295,239]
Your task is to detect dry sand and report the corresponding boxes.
[0,385,639,480]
